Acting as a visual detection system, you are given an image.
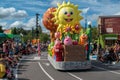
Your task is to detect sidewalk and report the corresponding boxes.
[90,55,120,68]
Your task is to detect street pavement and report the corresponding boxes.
[17,52,120,80]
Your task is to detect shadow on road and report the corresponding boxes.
[59,60,120,73]
[17,78,30,80]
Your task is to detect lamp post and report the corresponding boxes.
[98,24,101,56]
[31,27,34,39]
[85,18,87,30]
[36,13,40,39]
[86,21,92,60]
[20,33,23,43]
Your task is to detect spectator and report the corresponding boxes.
[113,42,120,62]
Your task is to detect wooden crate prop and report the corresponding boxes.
[63,45,86,61]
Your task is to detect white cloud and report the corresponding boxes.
[0,7,15,18]
[11,10,27,18]
[114,12,120,15]
[0,22,8,29]
[26,18,36,29]
[9,18,48,31]
[0,22,7,27]
[80,0,99,6]
[0,7,27,19]
[10,21,26,28]
[40,19,49,32]
[50,0,64,7]
[88,14,99,21]
[82,7,90,14]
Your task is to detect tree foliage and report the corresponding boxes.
[11,27,50,43]
[0,25,4,33]
[91,26,98,41]
[40,33,50,43]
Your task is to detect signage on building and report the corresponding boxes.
[99,16,120,34]
[106,28,113,33]
[105,37,117,40]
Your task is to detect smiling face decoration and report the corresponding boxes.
[58,7,75,24]
[53,1,83,25]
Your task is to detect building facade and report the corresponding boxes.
[98,15,120,47]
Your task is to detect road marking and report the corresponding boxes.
[38,62,54,80]
[93,65,120,75]
[68,72,83,80]
[34,56,41,60]
[16,62,20,80]
[20,58,48,61]
[43,63,50,66]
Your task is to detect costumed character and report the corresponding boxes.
[79,33,88,45]
[64,36,72,45]
[54,39,63,61]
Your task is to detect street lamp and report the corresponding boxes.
[85,18,87,29]
[97,24,101,59]
[86,21,92,60]
[36,13,40,38]
[20,33,23,43]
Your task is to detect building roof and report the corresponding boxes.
[99,15,120,18]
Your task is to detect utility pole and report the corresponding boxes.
[86,21,92,60]
[85,18,87,29]
[36,13,40,38]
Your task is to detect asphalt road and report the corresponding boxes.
[17,52,120,80]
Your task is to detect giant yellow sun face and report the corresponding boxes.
[58,7,76,24]
[54,1,83,25]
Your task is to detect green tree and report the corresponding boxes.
[0,25,3,33]
[38,25,42,34]
[11,27,17,34]
[40,33,50,43]
[91,26,98,41]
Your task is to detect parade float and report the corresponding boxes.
[42,1,91,70]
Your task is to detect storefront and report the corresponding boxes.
[98,16,120,48]
[104,37,117,46]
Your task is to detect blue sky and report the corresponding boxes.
[0,0,120,32]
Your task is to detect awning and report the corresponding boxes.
[105,37,117,40]
[6,34,14,38]
[0,33,7,37]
